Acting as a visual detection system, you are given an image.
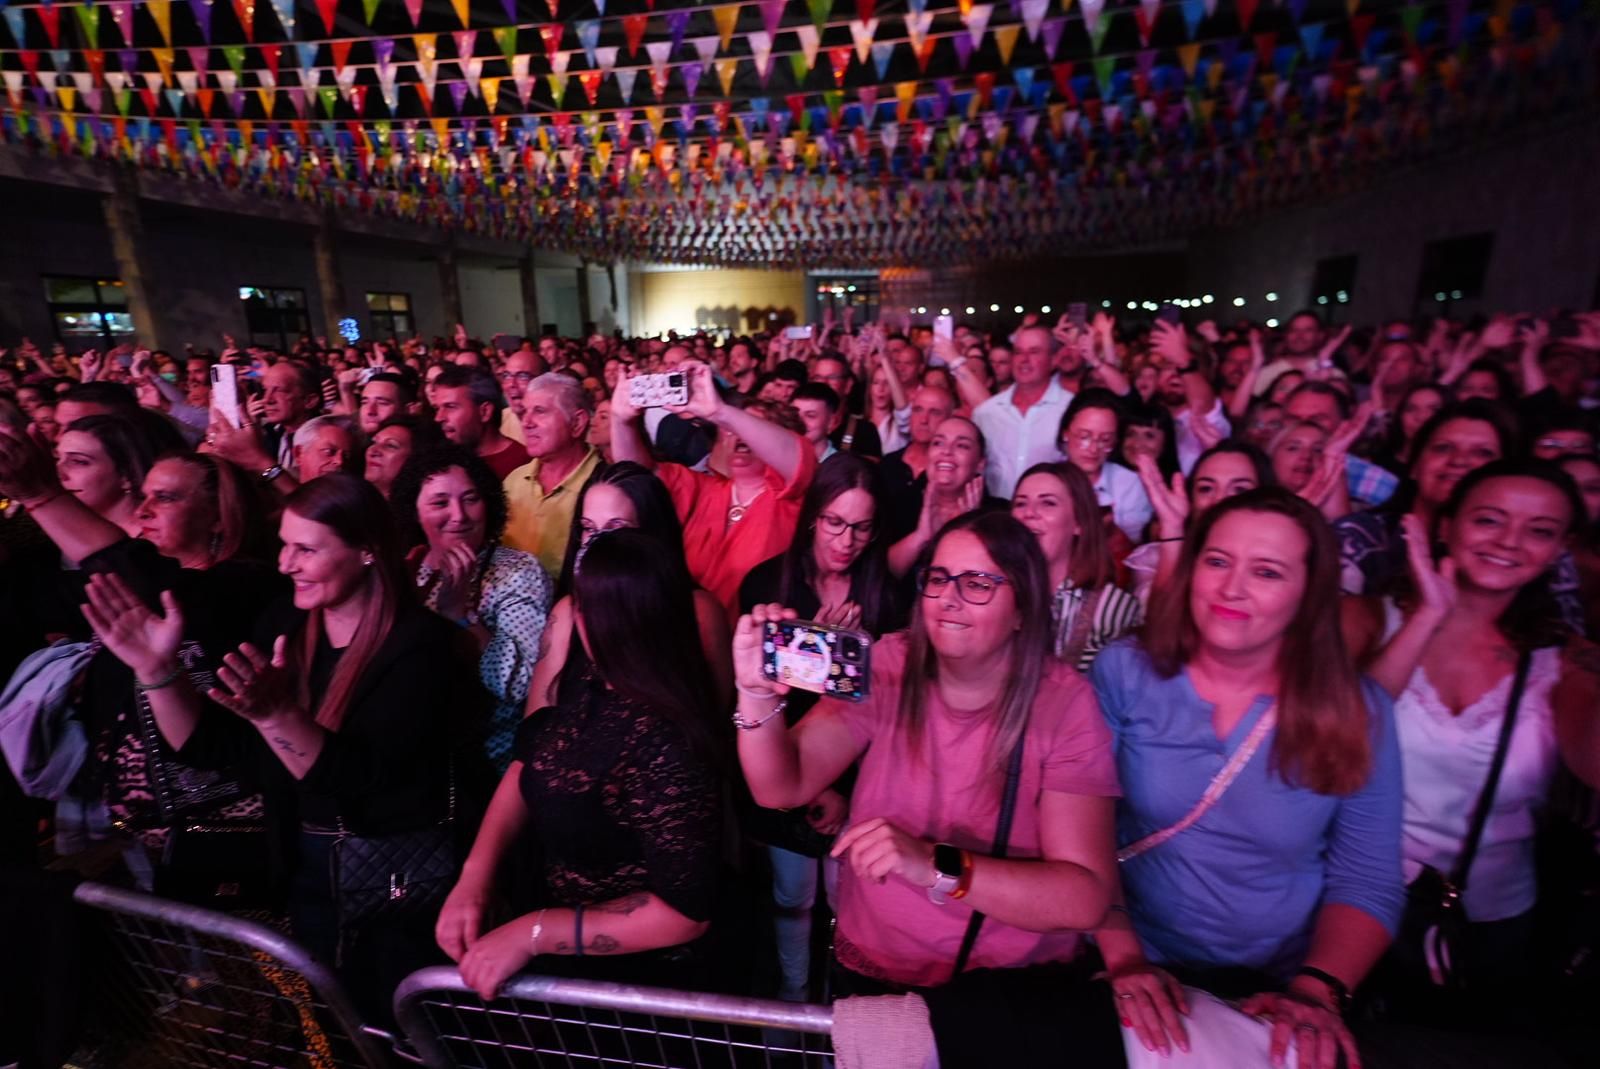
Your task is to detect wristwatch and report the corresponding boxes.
[259,463,284,483]
[927,843,968,904]
[1293,966,1351,1014]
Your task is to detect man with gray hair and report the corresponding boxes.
[502,371,602,579]
[972,323,1074,498]
[292,414,363,480]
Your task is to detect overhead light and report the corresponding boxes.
[1451,290,1463,300]
[1202,295,1215,304]
[965,306,975,314]
[1335,290,1347,302]
[846,285,856,292]
[1317,296,1329,305]
[1434,292,1447,302]
[1266,318,1280,328]
[1041,305,1052,314]
[1143,302,1158,311]
[1126,301,1138,310]
[940,308,950,315]
[1265,292,1279,302]
[989,303,1000,312]
[1102,300,1112,308]
[1013,305,1024,314]
[916,306,927,314]
[1233,297,1246,307]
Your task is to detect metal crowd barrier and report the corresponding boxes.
[393,967,835,1069]
[71,880,395,1068]
[71,880,837,1069]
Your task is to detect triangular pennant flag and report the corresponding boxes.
[577,20,603,65]
[362,0,380,24]
[494,26,519,65]
[217,69,237,94]
[796,25,821,69]
[450,0,470,29]
[449,80,468,111]
[622,15,647,57]
[222,43,246,77]
[614,67,638,101]
[38,4,62,48]
[1013,65,1035,99]
[454,30,476,62]
[109,2,136,45]
[749,31,774,81]
[147,1,174,45]
[828,46,851,86]
[691,36,719,65]
[682,61,703,97]
[994,24,1021,64]
[646,40,673,76]
[649,63,669,98]
[1236,0,1259,30]
[1080,0,1104,37]
[1020,0,1048,41]
[871,42,893,80]
[1092,54,1115,94]
[462,56,483,96]
[1299,22,1323,59]
[714,5,741,51]
[1042,15,1066,57]
[266,0,294,34]
[318,85,340,116]
[963,4,992,47]
[905,11,932,50]
[74,3,103,45]
[894,80,916,122]
[1087,5,1111,52]
[1136,0,1160,45]
[512,54,533,99]
[314,0,337,35]
[716,57,738,94]
[404,0,423,27]
[849,19,878,63]
[257,86,275,115]
[760,0,784,39]
[330,40,352,74]
[665,9,691,53]
[188,0,214,42]
[578,70,602,105]
[788,51,808,84]
[596,46,619,76]
[481,77,501,112]
[1177,41,1201,76]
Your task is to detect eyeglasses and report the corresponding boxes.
[497,371,537,384]
[817,512,875,540]
[1064,430,1117,451]
[1535,438,1593,454]
[916,566,1009,605]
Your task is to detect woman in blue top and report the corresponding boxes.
[1090,487,1404,1069]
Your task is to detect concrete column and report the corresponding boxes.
[575,260,593,333]
[100,168,166,349]
[312,212,348,341]
[438,243,464,332]
[518,252,542,338]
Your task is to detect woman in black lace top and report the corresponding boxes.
[437,528,727,998]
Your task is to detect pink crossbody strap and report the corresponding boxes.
[1117,705,1278,864]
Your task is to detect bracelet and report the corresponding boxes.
[530,909,546,955]
[135,665,183,692]
[733,700,788,731]
[573,904,585,958]
[18,490,66,511]
[734,682,780,700]
[1151,536,1185,543]
[1292,966,1350,1013]
[259,464,284,483]
[950,849,975,900]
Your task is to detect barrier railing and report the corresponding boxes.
[71,881,395,1069]
[393,966,835,1069]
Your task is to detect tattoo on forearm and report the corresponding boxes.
[553,933,623,955]
[271,735,308,758]
[594,893,650,916]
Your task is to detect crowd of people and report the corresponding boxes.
[1,304,1598,1067]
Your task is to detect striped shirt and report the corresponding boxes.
[1051,581,1144,672]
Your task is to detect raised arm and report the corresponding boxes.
[669,361,804,485]
[1356,515,1455,696]
[1518,319,1550,396]
[606,366,657,470]
[0,426,126,563]
[1228,330,1267,420]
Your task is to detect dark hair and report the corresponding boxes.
[390,444,510,551]
[1118,398,1181,480]
[1058,387,1126,447]
[59,380,139,413]
[363,370,419,405]
[1381,382,1450,461]
[1557,454,1600,548]
[1146,487,1372,795]
[1432,458,1586,649]
[900,510,1052,776]
[281,474,412,731]
[1186,441,1276,511]
[1013,461,1112,589]
[779,454,898,635]
[556,461,689,597]
[65,411,187,499]
[1381,399,1520,515]
[568,529,725,767]
[812,352,852,383]
[430,364,506,419]
[158,452,276,564]
[773,359,808,384]
[375,412,445,448]
[792,382,841,413]
[1285,379,1353,420]
[1457,358,1519,401]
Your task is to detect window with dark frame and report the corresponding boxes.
[1309,255,1359,320]
[1414,233,1495,317]
[43,276,136,345]
[365,292,414,338]
[239,286,311,352]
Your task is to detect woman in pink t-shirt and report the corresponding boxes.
[732,510,1122,990]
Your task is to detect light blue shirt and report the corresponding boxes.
[973,376,1076,499]
[1090,639,1404,980]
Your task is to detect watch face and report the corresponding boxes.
[933,843,963,878]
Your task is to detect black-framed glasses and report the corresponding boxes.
[916,566,1009,605]
[497,371,537,384]
[817,512,876,540]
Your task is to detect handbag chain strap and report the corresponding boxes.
[950,725,1029,981]
[1118,703,1278,864]
[1447,649,1533,897]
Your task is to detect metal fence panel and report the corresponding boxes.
[72,881,393,1069]
[394,967,835,1069]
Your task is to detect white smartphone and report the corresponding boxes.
[934,314,954,341]
[784,325,813,340]
[210,363,243,428]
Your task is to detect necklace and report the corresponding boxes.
[727,482,766,525]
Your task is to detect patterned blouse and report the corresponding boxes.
[1051,581,1144,673]
[417,544,553,771]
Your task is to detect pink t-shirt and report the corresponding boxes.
[824,633,1121,987]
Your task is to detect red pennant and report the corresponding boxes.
[199,89,216,117]
[914,38,935,73]
[622,15,647,57]
[828,47,851,87]
[348,85,367,116]
[1350,14,1376,53]
[857,0,875,22]
[331,40,353,73]
[85,50,106,83]
[232,0,256,42]
[19,50,40,79]
[579,71,602,105]
[415,83,433,115]
[538,24,563,62]
[315,0,339,35]
[261,44,280,80]
[1051,62,1074,101]
[1253,31,1276,69]
[38,5,62,48]
[785,92,805,120]
[1235,0,1259,31]
[974,71,995,110]
[139,87,159,115]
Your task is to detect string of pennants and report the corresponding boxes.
[0,0,1593,266]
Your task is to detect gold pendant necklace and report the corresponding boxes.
[727,483,766,525]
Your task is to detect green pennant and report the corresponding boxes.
[1399,4,1424,41]
[1089,11,1113,54]
[318,86,341,116]
[114,89,132,116]
[789,52,810,85]
[822,88,844,120]
[186,118,203,145]
[223,45,246,76]
[945,115,960,141]
[1092,55,1116,96]
[74,3,102,43]
[807,0,833,31]
[493,27,518,66]
[363,0,382,24]
[797,105,812,133]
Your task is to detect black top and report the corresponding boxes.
[877,447,929,542]
[516,655,722,923]
[178,599,485,836]
[830,415,883,461]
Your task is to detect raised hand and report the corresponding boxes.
[667,361,722,421]
[428,542,480,621]
[1401,513,1457,621]
[80,573,186,683]
[78,349,103,382]
[0,424,62,503]
[1150,321,1189,368]
[1316,324,1353,367]
[207,636,301,724]
[816,600,863,631]
[1134,452,1188,540]
[1328,400,1377,455]
[732,603,797,699]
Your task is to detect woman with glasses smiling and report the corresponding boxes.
[733,510,1120,995]
[1058,389,1154,544]
[737,453,902,1002]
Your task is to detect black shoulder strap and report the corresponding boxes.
[1450,649,1533,892]
[951,728,1028,980]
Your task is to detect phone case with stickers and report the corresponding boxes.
[761,620,872,702]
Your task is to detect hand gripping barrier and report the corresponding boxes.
[393,966,836,1068]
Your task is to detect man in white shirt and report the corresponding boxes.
[973,325,1075,498]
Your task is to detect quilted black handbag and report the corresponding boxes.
[329,765,458,933]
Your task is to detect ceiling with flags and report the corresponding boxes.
[0,0,1593,267]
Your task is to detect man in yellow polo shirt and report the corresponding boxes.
[502,373,602,581]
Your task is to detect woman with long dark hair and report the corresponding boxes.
[735,510,1120,992]
[736,453,901,1001]
[529,461,732,712]
[436,530,726,997]
[1347,460,1600,1031]
[1089,488,1402,1067]
[79,473,478,1016]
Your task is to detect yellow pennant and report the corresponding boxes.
[713,5,741,51]
[431,117,451,146]
[149,0,173,45]
[1177,43,1200,78]
[993,25,1020,66]
[450,0,470,28]
[481,77,501,112]
[717,57,738,95]
[59,86,77,112]
[153,48,174,84]
[895,80,916,122]
[257,87,275,115]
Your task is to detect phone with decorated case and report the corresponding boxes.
[761,619,872,702]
